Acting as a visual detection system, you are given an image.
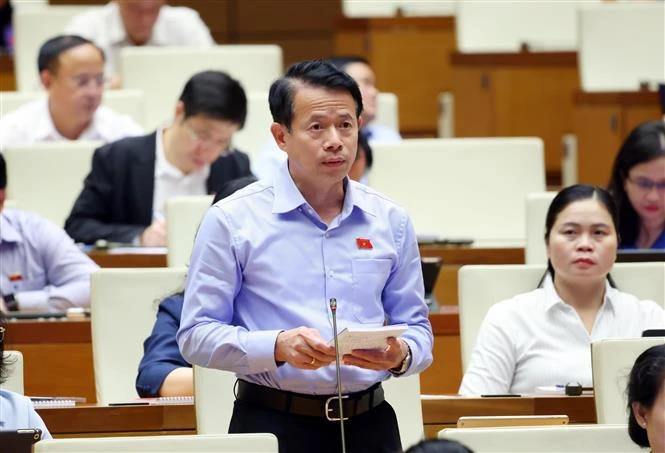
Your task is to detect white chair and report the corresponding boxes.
[0,351,24,394]
[166,195,213,267]
[592,337,665,424]
[193,365,239,435]
[342,0,400,17]
[90,268,187,405]
[438,424,641,452]
[13,6,102,92]
[458,263,665,370]
[120,45,283,130]
[579,3,665,92]
[34,433,279,452]
[0,90,146,128]
[524,192,557,265]
[455,1,600,53]
[233,92,274,167]
[368,138,545,242]
[3,142,100,227]
[374,92,400,133]
[383,374,424,450]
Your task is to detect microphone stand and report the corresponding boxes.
[329,298,347,453]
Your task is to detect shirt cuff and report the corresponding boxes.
[15,291,49,312]
[245,329,282,374]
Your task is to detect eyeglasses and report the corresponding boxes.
[628,177,665,193]
[69,74,108,89]
[184,121,232,152]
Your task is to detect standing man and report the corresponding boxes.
[64,70,252,246]
[65,0,214,87]
[177,60,433,452]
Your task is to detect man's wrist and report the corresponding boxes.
[4,294,19,311]
[389,342,412,376]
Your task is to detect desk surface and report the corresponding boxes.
[38,396,595,438]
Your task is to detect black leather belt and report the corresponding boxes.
[236,380,384,421]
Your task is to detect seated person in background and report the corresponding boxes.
[64,0,214,87]
[608,120,665,249]
[348,130,373,183]
[627,344,665,453]
[135,175,258,398]
[0,314,52,438]
[254,56,396,180]
[0,154,98,313]
[459,184,665,396]
[0,35,143,147]
[64,70,252,246]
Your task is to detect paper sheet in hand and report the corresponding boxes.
[331,324,408,355]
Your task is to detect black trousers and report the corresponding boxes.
[228,398,402,453]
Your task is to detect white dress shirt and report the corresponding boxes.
[64,2,215,77]
[151,129,209,219]
[0,98,143,147]
[459,274,665,396]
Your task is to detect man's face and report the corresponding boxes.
[117,0,164,45]
[343,62,378,124]
[171,110,240,174]
[41,43,105,128]
[272,84,361,191]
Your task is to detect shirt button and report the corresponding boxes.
[329,271,335,278]
[325,232,330,238]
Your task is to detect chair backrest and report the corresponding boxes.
[193,365,239,435]
[368,138,545,241]
[438,424,641,452]
[34,433,279,452]
[458,263,665,370]
[0,90,146,128]
[456,1,599,53]
[166,195,214,267]
[90,268,187,405]
[592,337,665,424]
[233,92,274,168]
[524,192,556,265]
[13,6,102,92]
[342,0,457,17]
[120,45,282,130]
[374,92,399,133]
[383,375,424,450]
[0,351,24,394]
[579,3,665,91]
[457,415,568,429]
[3,142,100,226]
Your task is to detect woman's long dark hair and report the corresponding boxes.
[607,121,665,247]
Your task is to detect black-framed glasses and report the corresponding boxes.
[628,176,665,192]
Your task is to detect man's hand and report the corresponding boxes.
[341,337,408,371]
[140,219,167,246]
[275,327,336,370]
[0,296,6,314]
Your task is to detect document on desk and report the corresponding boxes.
[331,324,408,355]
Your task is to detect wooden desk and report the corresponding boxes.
[573,91,661,186]
[87,250,167,268]
[452,51,579,184]
[38,396,595,439]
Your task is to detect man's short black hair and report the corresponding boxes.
[268,59,363,131]
[178,70,248,128]
[37,34,104,74]
[327,56,370,72]
[0,152,6,190]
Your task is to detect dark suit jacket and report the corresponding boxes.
[64,132,252,244]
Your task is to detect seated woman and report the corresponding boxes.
[136,175,257,397]
[0,314,52,438]
[459,184,665,395]
[608,120,665,249]
[627,344,665,453]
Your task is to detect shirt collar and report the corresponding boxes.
[0,210,23,244]
[35,98,106,141]
[542,273,616,312]
[271,159,376,218]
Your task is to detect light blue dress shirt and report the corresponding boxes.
[177,161,433,395]
[0,389,52,439]
[0,209,99,312]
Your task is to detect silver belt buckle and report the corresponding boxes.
[325,395,349,421]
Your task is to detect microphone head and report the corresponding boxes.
[329,298,337,311]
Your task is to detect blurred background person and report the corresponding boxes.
[608,120,665,250]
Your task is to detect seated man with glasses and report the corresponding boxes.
[64,70,252,246]
[0,35,143,147]
[608,120,665,250]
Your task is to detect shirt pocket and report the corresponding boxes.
[350,258,392,323]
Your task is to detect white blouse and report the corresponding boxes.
[459,274,665,395]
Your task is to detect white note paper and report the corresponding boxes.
[330,324,408,355]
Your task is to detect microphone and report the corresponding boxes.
[329,297,347,453]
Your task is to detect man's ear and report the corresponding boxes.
[39,70,52,90]
[270,122,289,151]
[173,100,185,123]
[358,115,364,129]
